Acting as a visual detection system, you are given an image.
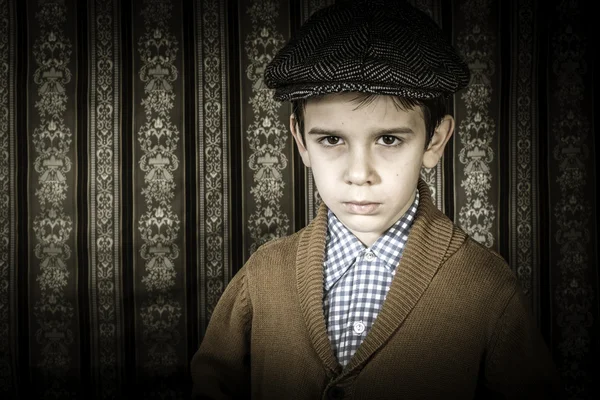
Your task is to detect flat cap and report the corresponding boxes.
[264,0,470,101]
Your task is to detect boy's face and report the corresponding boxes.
[291,92,453,247]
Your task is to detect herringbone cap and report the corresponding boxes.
[264,0,470,101]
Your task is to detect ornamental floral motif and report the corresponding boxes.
[30,1,74,397]
[89,1,122,397]
[32,120,72,206]
[244,0,290,254]
[456,0,496,248]
[138,117,180,204]
[197,0,229,324]
[511,0,536,301]
[136,0,182,383]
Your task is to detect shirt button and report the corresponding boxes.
[353,321,365,335]
[365,251,375,261]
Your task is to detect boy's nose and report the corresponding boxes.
[344,150,376,186]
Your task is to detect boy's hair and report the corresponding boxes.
[292,94,447,148]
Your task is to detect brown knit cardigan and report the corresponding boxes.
[191,180,562,399]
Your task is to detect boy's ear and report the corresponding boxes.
[290,114,311,168]
[423,115,454,169]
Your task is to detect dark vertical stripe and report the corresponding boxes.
[486,0,502,252]
[497,0,510,262]
[292,135,306,232]
[441,0,454,221]
[536,0,551,348]
[3,1,19,396]
[76,0,90,396]
[547,1,596,395]
[585,1,598,394]
[531,0,541,323]
[15,0,30,397]
[591,10,598,395]
[290,0,306,231]
[174,2,189,391]
[228,0,243,277]
[24,0,36,393]
[130,0,143,385]
[183,0,198,380]
[119,0,135,395]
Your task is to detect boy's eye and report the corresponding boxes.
[319,136,343,146]
[378,135,402,146]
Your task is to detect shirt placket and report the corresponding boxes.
[341,250,376,365]
[324,193,418,367]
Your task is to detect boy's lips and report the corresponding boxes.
[343,201,380,214]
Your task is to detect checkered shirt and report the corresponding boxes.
[323,191,419,367]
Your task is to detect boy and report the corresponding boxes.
[191,0,562,398]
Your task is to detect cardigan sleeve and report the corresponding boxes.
[190,268,252,400]
[483,288,565,399]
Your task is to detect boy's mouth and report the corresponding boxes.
[343,202,380,214]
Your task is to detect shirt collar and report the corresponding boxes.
[323,191,420,291]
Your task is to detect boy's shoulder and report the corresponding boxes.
[446,225,519,288]
[461,233,510,266]
[242,228,307,274]
[417,200,512,280]
[254,229,303,256]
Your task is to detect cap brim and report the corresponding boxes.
[272,82,445,102]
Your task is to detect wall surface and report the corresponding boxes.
[0,0,596,398]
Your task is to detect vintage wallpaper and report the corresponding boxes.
[0,0,596,398]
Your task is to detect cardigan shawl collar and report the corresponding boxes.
[295,179,467,377]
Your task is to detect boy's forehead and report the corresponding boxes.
[303,93,425,131]
[305,92,405,105]
[303,93,421,117]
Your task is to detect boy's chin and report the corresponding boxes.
[336,214,387,231]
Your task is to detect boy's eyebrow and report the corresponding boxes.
[306,127,416,135]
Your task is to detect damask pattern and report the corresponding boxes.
[134,0,184,394]
[510,0,538,311]
[0,0,16,395]
[455,0,497,248]
[550,1,594,397]
[29,0,77,397]
[243,0,291,255]
[196,0,230,329]
[0,1,596,398]
[89,0,122,398]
